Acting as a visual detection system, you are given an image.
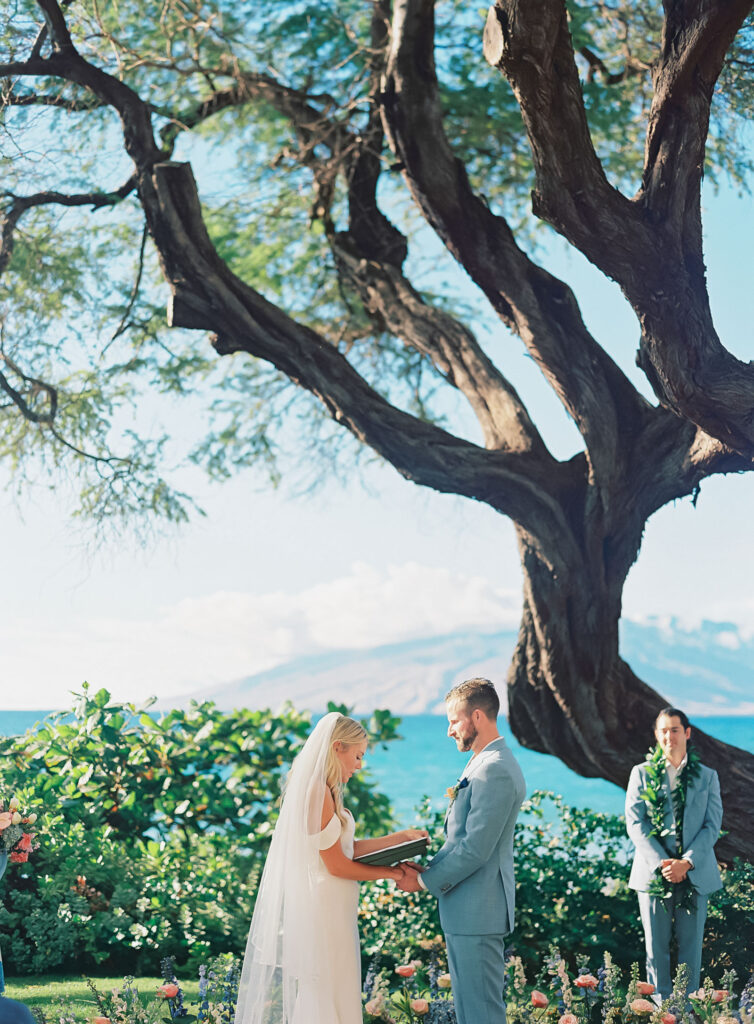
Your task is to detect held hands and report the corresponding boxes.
[395,861,426,893]
[385,861,426,887]
[660,858,691,883]
[385,831,429,887]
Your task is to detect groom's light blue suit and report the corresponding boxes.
[625,757,722,999]
[420,737,526,1024]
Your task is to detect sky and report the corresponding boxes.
[1,179,752,710]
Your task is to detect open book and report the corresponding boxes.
[353,836,428,866]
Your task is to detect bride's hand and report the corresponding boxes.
[400,828,429,843]
[386,864,406,882]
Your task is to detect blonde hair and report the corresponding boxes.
[325,715,367,826]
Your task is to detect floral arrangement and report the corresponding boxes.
[364,949,456,1022]
[20,949,754,1024]
[0,795,39,864]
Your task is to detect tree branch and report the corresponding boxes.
[0,176,137,278]
[324,0,551,457]
[482,0,754,458]
[382,0,651,491]
[151,161,578,556]
[0,352,57,424]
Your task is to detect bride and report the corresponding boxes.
[234,711,428,1024]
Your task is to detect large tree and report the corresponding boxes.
[1,0,752,858]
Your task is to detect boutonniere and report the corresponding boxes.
[445,777,469,805]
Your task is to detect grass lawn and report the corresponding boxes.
[4,976,201,1016]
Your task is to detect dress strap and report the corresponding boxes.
[316,813,342,850]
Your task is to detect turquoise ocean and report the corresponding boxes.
[1,709,751,826]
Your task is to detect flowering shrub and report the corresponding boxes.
[0,794,41,865]
[0,691,398,974]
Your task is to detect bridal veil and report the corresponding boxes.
[234,711,342,1024]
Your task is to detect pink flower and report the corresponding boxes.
[17,834,33,852]
[411,1000,429,1016]
[637,983,655,996]
[712,992,728,1004]
[631,999,656,1015]
[10,851,28,863]
[0,812,12,831]
[661,1014,676,1024]
[365,997,384,1016]
[559,1014,578,1024]
[157,984,179,999]
[531,991,550,1008]
[395,965,415,978]
[92,1017,111,1024]
[575,975,599,989]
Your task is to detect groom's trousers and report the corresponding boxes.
[637,890,708,1000]
[445,932,507,1024]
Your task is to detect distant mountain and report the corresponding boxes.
[620,618,754,717]
[178,618,754,716]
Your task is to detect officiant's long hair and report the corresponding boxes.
[325,716,367,826]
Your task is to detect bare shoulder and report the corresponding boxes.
[320,786,336,830]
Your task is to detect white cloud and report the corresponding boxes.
[0,563,521,708]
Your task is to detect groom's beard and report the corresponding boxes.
[456,724,478,752]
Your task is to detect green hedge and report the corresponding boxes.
[1,691,751,979]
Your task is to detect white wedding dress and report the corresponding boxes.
[234,712,365,1024]
[292,809,362,1024]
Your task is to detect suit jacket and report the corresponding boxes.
[625,757,723,895]
[421,736,526,935]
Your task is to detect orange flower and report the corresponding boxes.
[17,834,33,852]
[531,991,549,1008]
[10,851,28,863]
[157,983,180,999]
[92,1017,111,1024]
[395,965,416,978]
[661,1014,676,1024]
[631,999,656,1014]
[411,999,430,1016]
[575,975,599,989]
[637,983,655,996]
[712,992,729,1004]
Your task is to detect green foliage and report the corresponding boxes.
[0,699,749,980]
[1,0,753,522]
[0,689,398,973]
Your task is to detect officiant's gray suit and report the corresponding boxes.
[421,737,526,1024]
[625,758,722,1000]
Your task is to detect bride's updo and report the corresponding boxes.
[325,715,367,825]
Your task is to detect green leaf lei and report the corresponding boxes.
[639,742,702,911]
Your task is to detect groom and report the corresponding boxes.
[398,678,526,1024]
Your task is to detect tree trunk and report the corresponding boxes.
[508,525,754,863]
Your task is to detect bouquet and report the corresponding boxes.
[0,795,39,864]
